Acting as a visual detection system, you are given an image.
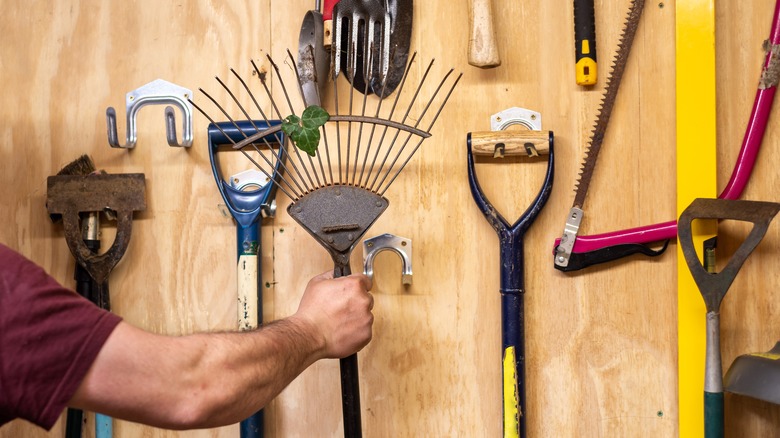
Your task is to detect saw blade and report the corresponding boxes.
[555,0,645,268]
[573,0,645,208]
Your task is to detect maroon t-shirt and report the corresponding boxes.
[0,244,122,430]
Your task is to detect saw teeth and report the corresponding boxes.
[567,0,645,211]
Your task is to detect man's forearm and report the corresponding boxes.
[182,316,326,427]
[72,317,326,430]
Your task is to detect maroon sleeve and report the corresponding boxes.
[0,244,122,430]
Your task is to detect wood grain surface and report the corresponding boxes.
[0,0,778,436]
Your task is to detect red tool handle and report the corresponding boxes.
[323,0,339,20]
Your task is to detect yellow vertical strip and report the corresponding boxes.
[676,1,718,437]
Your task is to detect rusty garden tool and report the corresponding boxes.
[467,122,555,438]
[50,155,99,438]
[678,198,780,438]
[46,172,146,438]
[370,0,413,97]
[333,0,390,96]
[193,51,459,438]
[47,173,146,297]
[298,0,332,107]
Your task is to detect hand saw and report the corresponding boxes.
[554,0,780,272]
[554,0,647,270]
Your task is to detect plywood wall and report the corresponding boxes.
[1,0,779,436]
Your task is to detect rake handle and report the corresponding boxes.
[334,263,362,438]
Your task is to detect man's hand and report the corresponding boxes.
[292,271,374,359]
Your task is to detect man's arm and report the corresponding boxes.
[68,271,374,430]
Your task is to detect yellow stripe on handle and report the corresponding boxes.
[503,346,520,438]
[676,0,717,436]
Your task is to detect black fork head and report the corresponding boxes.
[332,0,391,95]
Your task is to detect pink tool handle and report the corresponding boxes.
[323,0,339,20]
[555,0,780,255]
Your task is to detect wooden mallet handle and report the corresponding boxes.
[468,0,501,68]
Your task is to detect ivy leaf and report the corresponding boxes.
[295,128,321,156]
[281,114,302,138]
[301,105,329,129]
[281,106,330,157]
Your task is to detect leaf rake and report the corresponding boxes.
[191,49,460,438]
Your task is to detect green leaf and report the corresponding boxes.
[295,127,321,156]
[301,105,329,129]
[281,105,330,157]
[281,114,302,137]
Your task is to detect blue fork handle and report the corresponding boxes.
[466,131,554,438]
[208,121,284,438]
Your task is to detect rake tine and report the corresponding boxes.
[374,67,454,193]
[270,53,320,188]
[362,51,417,188]
[214,73,285,181]
[287,49,324,189]
[254,59,317,192]
[369,58,435,192]
[230,67,316,197]
[229,68,286,150]
[196,89,306,198]
[198,87,309,198]
[268,53,298,117]
[190,99,301,201]
[379,72,463,196]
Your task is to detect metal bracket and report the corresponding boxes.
[491,107,542,131]
[362,233,412,285]
[555,207,583,267]
[106,79,193,149]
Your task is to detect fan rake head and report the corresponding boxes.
[192,50,460,270]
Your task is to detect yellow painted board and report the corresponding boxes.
[676,0,718,437]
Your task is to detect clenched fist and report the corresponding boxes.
[292,271,374,359]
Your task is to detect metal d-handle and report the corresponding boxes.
[107,79,193,149]
[363,233,413,285]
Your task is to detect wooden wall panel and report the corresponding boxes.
[0,0,777,437]
[716,1,780,437]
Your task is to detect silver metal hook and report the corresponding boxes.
[363,233,412,285]
[106,79,193,149]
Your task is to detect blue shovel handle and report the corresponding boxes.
[209,121,284,438]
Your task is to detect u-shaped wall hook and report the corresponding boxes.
[363,233,413,285]
[106,79,193,149]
